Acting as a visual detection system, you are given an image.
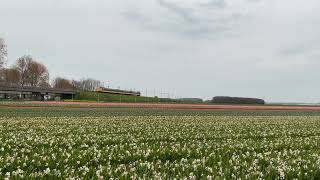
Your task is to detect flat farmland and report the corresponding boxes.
[1,107,320,179]
[3,101,320,111]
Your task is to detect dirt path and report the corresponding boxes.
[2,101,320,111]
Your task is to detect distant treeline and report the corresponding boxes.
[211,96,265,105]
[0,38,105,92]
[178,98,203,104]
[76,91,184,103]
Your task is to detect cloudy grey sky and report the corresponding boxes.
[1,0,320,102]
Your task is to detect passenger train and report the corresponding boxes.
[95,87,141,96]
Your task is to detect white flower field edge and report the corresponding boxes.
[1,115,320,179]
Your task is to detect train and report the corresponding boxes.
[95,87,141,96]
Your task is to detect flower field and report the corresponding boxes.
[1,108,320,179]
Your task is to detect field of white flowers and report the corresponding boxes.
[1,108,320,179]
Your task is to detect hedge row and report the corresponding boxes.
[211,96,265,105]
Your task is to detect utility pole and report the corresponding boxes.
[146,89,149,103]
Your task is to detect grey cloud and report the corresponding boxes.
[278,46,310,56]
[122,0,250,39]
[199,0,227,8]
[157,0,196,23]
[277,40,320,57]
[121,11,151,25]
[122,10,235,39]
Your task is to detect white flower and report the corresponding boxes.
[44,167,51,175]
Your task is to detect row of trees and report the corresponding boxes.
[53,78,102,91]
[211,96,265,105]
[0,55,50,88]
[0,38,102,91]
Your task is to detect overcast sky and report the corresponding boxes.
[1,0,320,102]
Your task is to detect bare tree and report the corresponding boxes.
[83,78,102,91]
[72,78,101,91]
[71,80,82,90]
[0,68,20,86]
[14,55,33,87]
[53,77,74,89]
[14,55,49,87]
[0,68,5,84]
[38,81,51,88]
[27,60,49,87]
[0,38,8,69]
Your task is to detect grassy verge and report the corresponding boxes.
[74,91,180,103]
